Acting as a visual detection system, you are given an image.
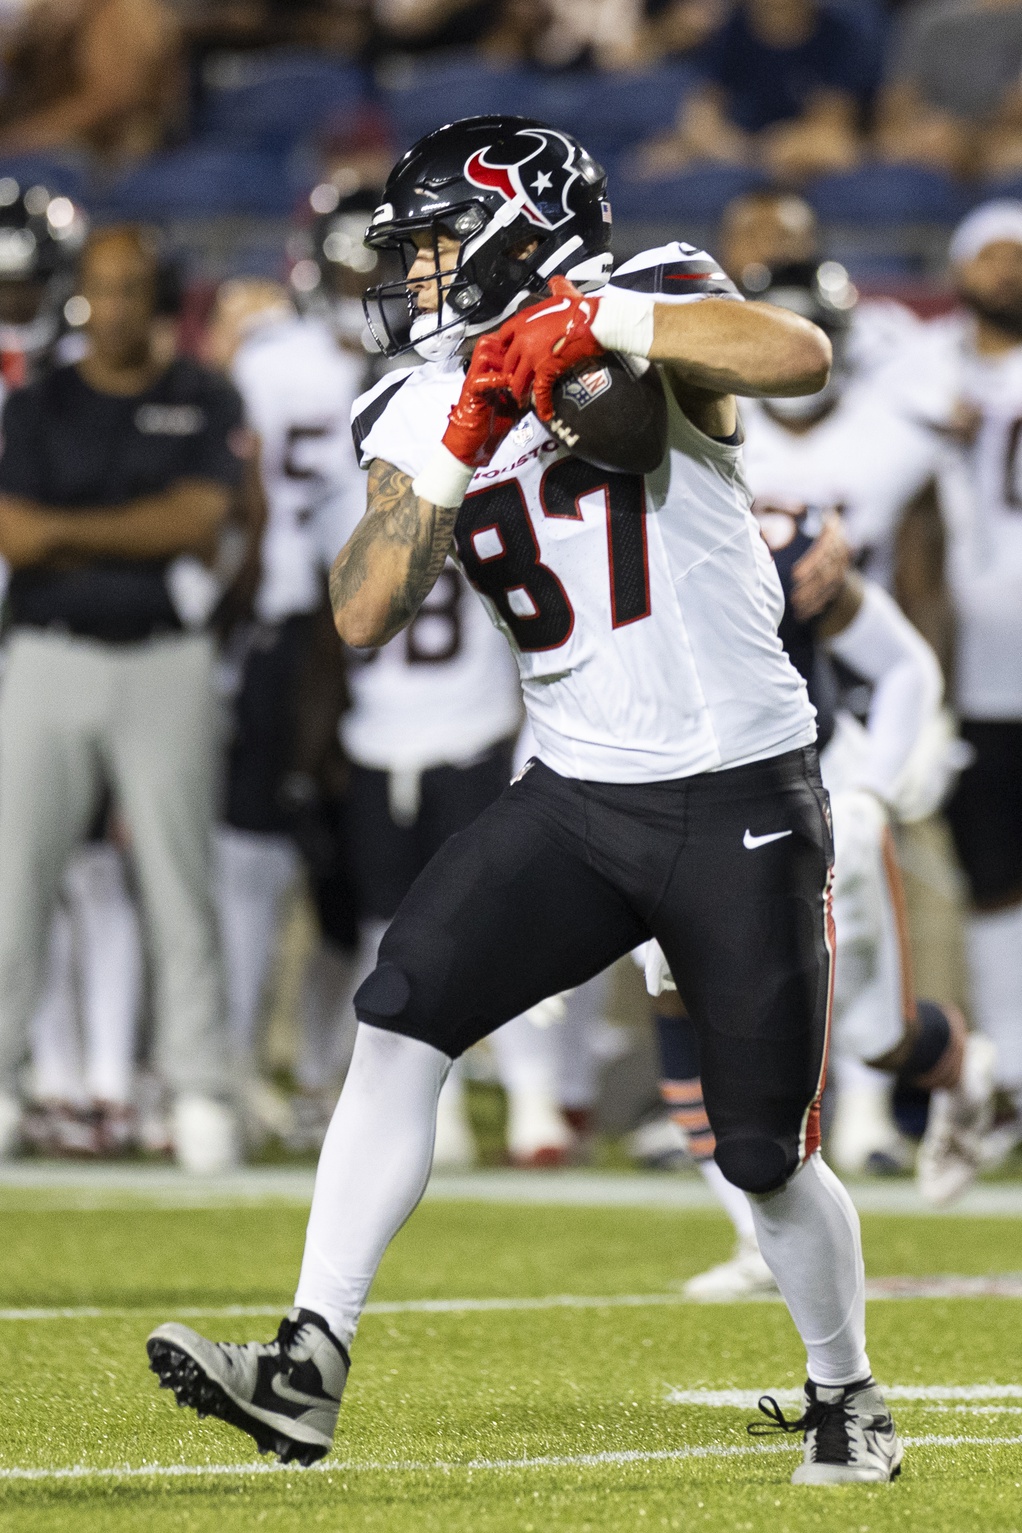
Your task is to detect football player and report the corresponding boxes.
[148,115,902,1486]
[891,201,1022,1167]
[0,185,145,1156]
[737,261,969,1171]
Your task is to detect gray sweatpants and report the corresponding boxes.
[0,629,230,1099]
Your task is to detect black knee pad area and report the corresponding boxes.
[715,1134,793,1194]
[354,962,412,1026]
[354,960,460,1054]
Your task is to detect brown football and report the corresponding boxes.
[547,352,668,476]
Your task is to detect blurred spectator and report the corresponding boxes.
[875,0,1022,179]
[177,0,367,53]
[0,225,245,1170]
[370,0,499,54]
[634,0,874,182]
[633,0,727,64]
[0,0,183,160]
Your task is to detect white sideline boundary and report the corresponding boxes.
[3,1275,1022,1323]
[2,1163,1022,1215]
[1,1434,1020,1484]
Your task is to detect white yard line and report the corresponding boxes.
[666,1384,1022,1407]
[2,1276,1021,1324]
[0,1433,1019,1484]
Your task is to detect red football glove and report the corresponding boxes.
[441,333,518,469]
[498,276,605,421]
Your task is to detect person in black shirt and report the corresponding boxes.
[0,224,246,1169]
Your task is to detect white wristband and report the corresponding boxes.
[411,444,475,508]
[590,286,656,358]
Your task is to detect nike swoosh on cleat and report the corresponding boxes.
[743,828,792,849]
[270,1374,336,1410]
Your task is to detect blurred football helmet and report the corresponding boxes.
[289,184,384,346]
[0,179,87,376]
[361,115,613,359]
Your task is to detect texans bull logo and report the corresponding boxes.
[464,130,580,232]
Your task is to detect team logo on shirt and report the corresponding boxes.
[464,130,582,232]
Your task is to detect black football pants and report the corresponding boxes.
[354,747,834,1193]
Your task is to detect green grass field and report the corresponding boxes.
[0,1182,1021,1532]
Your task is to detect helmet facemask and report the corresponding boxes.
[363,201,558,360]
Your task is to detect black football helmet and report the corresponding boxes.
[362,115,613,358]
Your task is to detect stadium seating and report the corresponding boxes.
[194,50,368,148]
[0,155,90,205]
[526,65,697,165]
[378,53,535,148]
[609,164,767,223]
[99,144,307,220]
[807,164,971,225]
[378,55,696,162]
[977,173,1022,208]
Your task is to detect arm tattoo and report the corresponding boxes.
[329,458,459,644]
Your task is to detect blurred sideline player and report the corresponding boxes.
[150,116,907,1485]
[204,191,372,1136]
[738,260,966,1168]
[648,506,994,1298]
[891,202,1022,1162]
[0,183,144,1153]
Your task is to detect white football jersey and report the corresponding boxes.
[740,387,944,591]
[882,312,1022,717]
[352,244,816,784]
[232,314,366,624]
[946,323,1022,719]
[339,558,523,773]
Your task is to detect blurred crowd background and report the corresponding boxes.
[0,0,1019,1190]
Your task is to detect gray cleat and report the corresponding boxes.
[146,1308,349,1466]
[751,1376,903,1484]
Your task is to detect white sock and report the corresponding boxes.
[30,905,85,1105]
[699,1158,757,1244]
[967,903,1022,1093]
[294,1023,451,1347]
[65,845,142,1106]
[215,827,299,1065]
[750,1152,870,1387]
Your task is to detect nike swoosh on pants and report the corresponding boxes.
[743,828,792,850]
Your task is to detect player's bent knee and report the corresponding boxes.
[714,1134,795,1194]
[354,960,459,1055]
